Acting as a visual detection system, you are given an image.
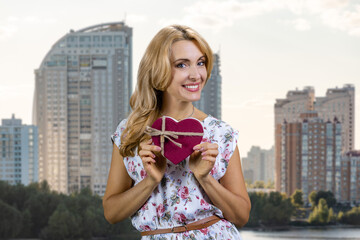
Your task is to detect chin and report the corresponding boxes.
[187,95,201,102]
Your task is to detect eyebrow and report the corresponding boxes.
[172,55,206,63]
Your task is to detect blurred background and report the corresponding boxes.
[1,0,360,239]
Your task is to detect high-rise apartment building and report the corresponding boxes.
[274,87,315,190]
[315,84,355,152]
[194,53,221,119]
[242,146,274,184]
[275,85,355,193]
[0,114,38,185]
[278,112,342,201]
[33,22,132,194]
[341,151,360,204]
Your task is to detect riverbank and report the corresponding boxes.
[242,223,360,232]
[240,227,360,240]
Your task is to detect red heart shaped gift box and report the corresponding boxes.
[147,116,204,165]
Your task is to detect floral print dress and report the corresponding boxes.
[111,115,242,240]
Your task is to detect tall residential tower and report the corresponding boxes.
[0,114,38,185]
[33,22,132,194]
[274,85,355,197]
[194,53,222,119]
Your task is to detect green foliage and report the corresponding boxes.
[308,198,336,225]
[246,191,294,227]
[0,180,139,238]
[252,181,265,189]
[328,208,336,223]
[41,203,82,240]
[315,191,336,208]
[291,189,304,208]
[337,211,344,222]
[265,180,275,189]
[339,206,360,225]
[308,191,317,207]
[0,199,23,238]
[24,190,63,236]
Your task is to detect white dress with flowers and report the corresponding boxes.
[111,115,242,240]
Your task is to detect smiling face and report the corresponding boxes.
[163,40,207,105]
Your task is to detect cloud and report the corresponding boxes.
[224,95,275,110]
[293,18,312,31]
[0,15,57,40]
[0,84,33,98]
[320,4,360,36]
[126,14,147,24]
[0,24,18,39]
[163,0,360,37]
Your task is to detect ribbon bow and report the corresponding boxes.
[144,116,204,156]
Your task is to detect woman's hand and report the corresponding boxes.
[189,142,219,180]
[139,139,166,184]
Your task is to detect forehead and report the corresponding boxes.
[170,40,203,60]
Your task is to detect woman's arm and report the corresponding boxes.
[102,142,166,224]
[191,145,251,227]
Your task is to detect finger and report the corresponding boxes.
[201,149,219,157]
[141,144,162,153]
[139,149,156,158]
[201,143,218,151]
[195,142,218,151]
[201,155,216,162]
[193,144,202,151]
[142,156,156,164]
[193,142,208,151]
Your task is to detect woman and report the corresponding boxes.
[103,25,251,239]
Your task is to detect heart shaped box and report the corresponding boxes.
[150,116,204,165]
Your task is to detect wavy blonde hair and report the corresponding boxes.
[120,25,213,157]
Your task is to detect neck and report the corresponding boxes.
[161,102,194,120]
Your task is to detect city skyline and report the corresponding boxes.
[1,0,360,157]
[33,22,132,194]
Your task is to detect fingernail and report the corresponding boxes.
[201,152,206,156]
[200,147,204,151]
[156,146,161,151]
[193,146,200,150]
[152,154,156,158]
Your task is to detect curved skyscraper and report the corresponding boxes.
[33,22,132,194]
[193,53,222,119]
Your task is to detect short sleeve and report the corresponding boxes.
[211,121,239,180]
[111,119,127,149]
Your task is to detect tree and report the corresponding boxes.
[315,190,336,208]
[265,180,275,189]
[24,191,62,237]
[308,198,332,225]
[0,199,22,238]
[328,208,336,223]
[253,181,265,189]
[337,211,344,222]
[41,204,81,240]
[246,191,294,227]
[291,189,304,208]
[339,206,360,225]
[308,191,317,207]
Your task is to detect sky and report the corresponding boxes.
[0,0,359,157]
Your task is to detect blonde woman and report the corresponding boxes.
[103,25,251,239]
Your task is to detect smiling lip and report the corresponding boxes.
[183,83,200,92]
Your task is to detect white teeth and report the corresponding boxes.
[184,85,198,89]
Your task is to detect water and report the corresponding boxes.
[240,228,360,240]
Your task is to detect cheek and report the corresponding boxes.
[200,68,207,79]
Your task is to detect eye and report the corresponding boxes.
[197,61,206,66]
[175,62,186,68]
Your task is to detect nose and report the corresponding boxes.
[188,65,201,81]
